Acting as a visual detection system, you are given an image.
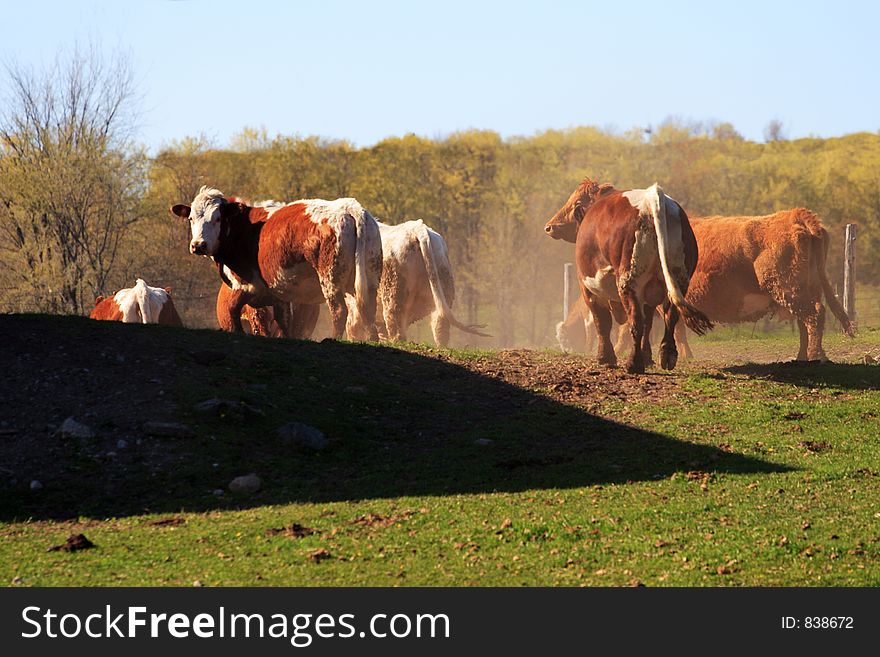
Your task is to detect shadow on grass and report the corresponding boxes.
[0,314,790,521]
[724,361,880,391]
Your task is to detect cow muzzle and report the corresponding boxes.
[544,222,577,243]
[190,240,207,255]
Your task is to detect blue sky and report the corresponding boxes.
[3,0,878,151]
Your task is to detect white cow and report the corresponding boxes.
[90,278,183,326]
[350,220,489,347]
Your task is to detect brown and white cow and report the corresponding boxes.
[358,220,489,347]
[545,178,711,373]
[90,278,183,327]
[215,282,320,339]
[171,187,382,341]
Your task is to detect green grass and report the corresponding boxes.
[1,314,879,586]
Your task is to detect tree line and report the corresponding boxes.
[2,54,878,347]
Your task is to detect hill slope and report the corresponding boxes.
[1,315,878,586]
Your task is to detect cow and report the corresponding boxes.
[171,187,382,341]
[685,210,854,361]
[550,199,853,362]
[90,278,183,327]
[358,220,489,347]
[545,178,711,374]
[215,283,283,337]
[215,282,321,339]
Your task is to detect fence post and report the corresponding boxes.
[843,224,857,323]
[563,263,576,320]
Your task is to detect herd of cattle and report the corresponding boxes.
[92,187,488,347]
[90,180,854,372]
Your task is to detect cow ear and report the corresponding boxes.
[170,204,191,219]
[95,296,104,304]
[164,287,173,295]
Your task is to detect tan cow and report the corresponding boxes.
[90,278,183,326]
[686,210,853,360]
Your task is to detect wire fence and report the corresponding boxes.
[853,286,880,329]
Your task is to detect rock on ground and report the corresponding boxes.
[228,473,261,494]
[277,422,328,451]
[55,417,95,439]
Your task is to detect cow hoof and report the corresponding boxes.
[626,358,645,375]
[660,348,678,370]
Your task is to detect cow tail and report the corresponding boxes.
[353,205,370,317]
[646,184,713,336]
[814,224,856,337]
[134,278,154,324]
[416,223,490,337]
[351,203,381,340]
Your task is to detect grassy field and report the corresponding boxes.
[1,315,879,586]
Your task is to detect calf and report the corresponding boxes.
[90,278,183,326]
[171,187,382,340]
[216,282,320,339]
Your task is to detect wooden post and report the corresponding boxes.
[843,224,857,322]
[563,262,576,320]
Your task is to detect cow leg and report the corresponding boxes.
[353,293,380,342]
[383,310,407,342]
[795,319,809,361]
[217,287,248,333]
[289,303,320,340]
[324,293,348,340]
[675,320,693,360]
[382,282,409,343]
[315,248,354,340]
[348,267,381,342]
[613,322,631,357]
[347,300,380,342]
[641,304,655,367]
[431,311,451,347]
[591,302,617,367]
[269,302,291,338]
[805,302,828,361]
[660,303,680,371]
[583,314,597,354]
[619,288,645,374]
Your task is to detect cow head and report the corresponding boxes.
[544,178,615,243]
[170,186,229,256]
